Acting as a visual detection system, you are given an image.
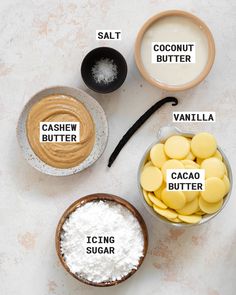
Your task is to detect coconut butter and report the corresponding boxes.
[26,94,95,169]
[140,15,210,85]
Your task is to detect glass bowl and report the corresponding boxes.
[137,126,233,227]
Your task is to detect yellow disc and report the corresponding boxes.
[191,132,217,159]
[212,150,223,161]
[140,166,163,191]
[150,143,169,168]
[166,217,182,223]
[201,177,225,203]
[144,161,153,168]
[164,135,190,159]
[161,188,186,210]
[168,217,182,223]
[161,159,185,182]
[201,157,225,179]
[223,175,230,195]
[184,190,199,202]
[185,151,196,161]
[195,211,205,216]
[153,205,178,219]
[142,189,153,206]
[181,159,200,169]
[178,214,202,224]
[177,197,199,215]
[154,182,165,200]
[196,157,204,165]
[148,192,167,209]
[199,197,223,214]
[184,165,199,170]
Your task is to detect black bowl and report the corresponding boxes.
[81,47,127,93]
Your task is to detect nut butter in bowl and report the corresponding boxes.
[17,86,108,176]
[26,94,95,169]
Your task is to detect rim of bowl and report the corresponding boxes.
[55,193,148,287]
[16,86,109,176]
[135,10,216,91]
[137,129,233,228]
[81,47,128,94]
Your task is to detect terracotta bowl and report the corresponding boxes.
[135,10,215,91]
[55,193,148,287]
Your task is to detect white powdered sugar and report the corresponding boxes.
[60,200,144,283]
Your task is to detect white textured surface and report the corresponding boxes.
[0,1,235,295]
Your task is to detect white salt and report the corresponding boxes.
[91,58,118,84]
[60,200,144,283]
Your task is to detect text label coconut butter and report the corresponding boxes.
[152,42,196,63]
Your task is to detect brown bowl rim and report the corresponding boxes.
[135,10,216,91]
[55,193,148,287]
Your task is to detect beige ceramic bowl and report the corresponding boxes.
[135,10,215,91]
[55,193,148,287]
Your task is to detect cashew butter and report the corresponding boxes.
[26,94,95,168]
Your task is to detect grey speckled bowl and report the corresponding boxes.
[17,86,109,176]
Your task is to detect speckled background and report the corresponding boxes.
[0,1,236,294]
